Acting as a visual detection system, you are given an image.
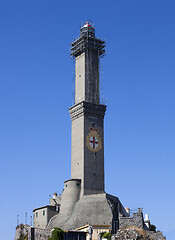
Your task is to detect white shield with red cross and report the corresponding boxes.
[86,127,102,152]
[90,136,98,149]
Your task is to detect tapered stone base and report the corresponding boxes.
[46,190,127,233]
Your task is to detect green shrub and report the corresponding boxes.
[102,232,112,240]
[99,232,106,237]
[48,228,64,240]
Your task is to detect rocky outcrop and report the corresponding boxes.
[15,224,51,240]
[114,227,166,240]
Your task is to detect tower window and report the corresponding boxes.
[56,206,59,212]
[36,212,38,217]
[43,210,45,216]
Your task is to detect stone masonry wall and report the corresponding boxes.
[114,227,166,240]
[119,210,144,229]
[15,224,51,240]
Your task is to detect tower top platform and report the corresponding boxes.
[80,21,95,38]
[71,22,105,57]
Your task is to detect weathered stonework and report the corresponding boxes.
[69,100,106,195]
[15,224,51,240]
[119,210,144,229]
[47,193,128,232]
[114,227,166,240]
[69,102,106,121]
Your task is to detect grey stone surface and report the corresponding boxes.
[71,28,105,105]
[69,101,106,196]
[47,192,127,232]
[33,205,59,229]
[59,179,81,216]
[15,224,51,240]
[119,210,144,229]
[15,224,29,240]
[114,227,166,240]
[69,23,106,196]
[75,52,86,104]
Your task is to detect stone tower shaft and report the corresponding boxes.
[69,23,106,195]
[71,23,105,104]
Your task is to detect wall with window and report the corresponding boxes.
[33,206,59,229]
[33,207,48,229]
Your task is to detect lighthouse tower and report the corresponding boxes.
[69,22,106,195]
[28,23,165,240]
[45,23,128,232]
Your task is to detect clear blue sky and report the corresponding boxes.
[0,0,174,239]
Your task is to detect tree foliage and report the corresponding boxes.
[48,227,64,240]
[99,232,106,237]
[102,232,112,240]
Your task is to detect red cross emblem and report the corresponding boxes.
[86,127,102,152]
[90,136,98,149]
